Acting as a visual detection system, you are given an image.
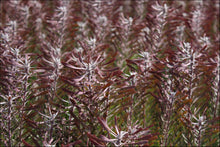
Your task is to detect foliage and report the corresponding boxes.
[0,0,219,146]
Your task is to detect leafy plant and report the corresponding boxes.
[0,0,219,146]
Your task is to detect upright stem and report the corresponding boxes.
[105,87,110,118]
[214,52,220,118]
[198,129,201,147]
[48,67,59,141]
[19,74,28,147]
[162,99,172,146]
[143,104,146,127]
[129,77,135,128]
[49,119,54,141]
[8,100,12,147]
[185,49,194,145]
[88,70,92,92]
[188,53,193,116]
[49,79,57,141]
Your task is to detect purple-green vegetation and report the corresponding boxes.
[0,0,219,146]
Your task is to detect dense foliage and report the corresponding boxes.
[0,0,219,146]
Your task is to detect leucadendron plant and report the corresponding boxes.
[0,0,219,146]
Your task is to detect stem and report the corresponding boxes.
[8,100,12,147]
[105,87,110,118]
[19,75,28,147]
[49,119,54,141]
[198,129,201,147]
[162,75,173,146]
[143,104,146,127]
[129,77,135,128]
[48,69,58,141]
[188,53,193,116]
[185,49,194,145]
[162,103,172,146]
[87,63,92,93]
[214,52,220,118]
